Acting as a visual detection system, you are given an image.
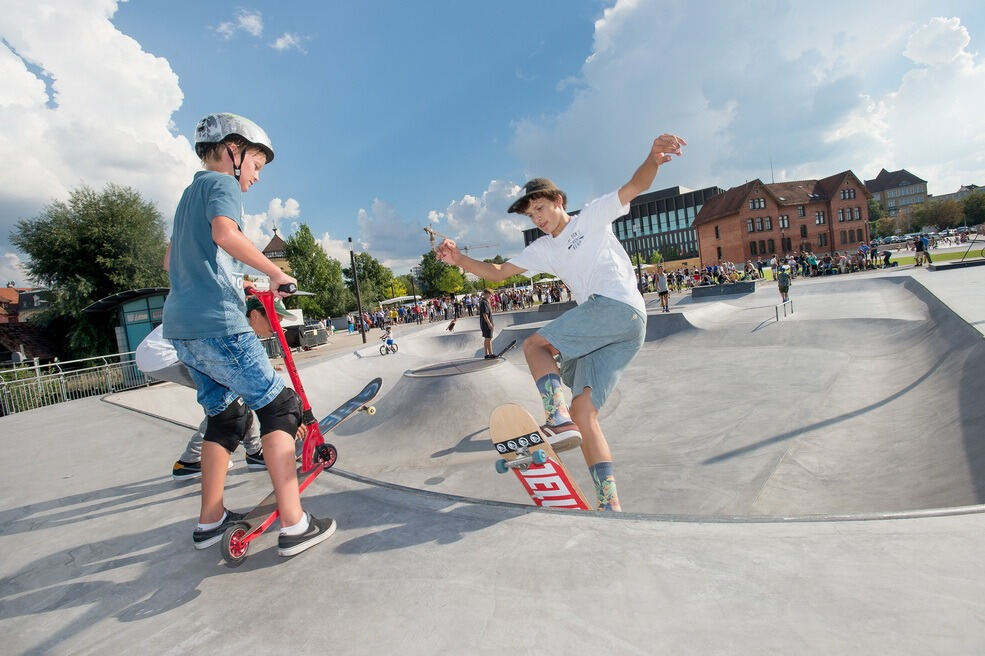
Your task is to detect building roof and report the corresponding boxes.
[263,233,287,256]
[693,171,868,226]
[82,288,170,314]
[0,323,57,360]
[0,287,30,305]
[863,168,927,193]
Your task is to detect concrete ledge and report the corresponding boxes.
[928,259,985,271]
[691,281,756,298]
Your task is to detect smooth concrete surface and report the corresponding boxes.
[2,264,985,654]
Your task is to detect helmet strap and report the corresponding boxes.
[225,144,244,180]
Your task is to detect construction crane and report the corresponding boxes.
[423,225,497,257]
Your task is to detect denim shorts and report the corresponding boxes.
[171,332,284,416]
[538,294,646,410]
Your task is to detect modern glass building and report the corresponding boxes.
[523,184,726,262]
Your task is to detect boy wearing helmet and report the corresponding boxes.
[162,113,335,556]
[436,133,686,511]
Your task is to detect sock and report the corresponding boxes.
[197,511,227,531]
[536,373,571,426]
[280,512,310,536]
[589,462,621,511]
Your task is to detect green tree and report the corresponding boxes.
[343,251,395,307]
[11,184,168,357]
[649,250,664,265]
[873,217,897,237]
[415,250,450,297]
[435,267,465,294]
[283,224,351,318]
[867,198,887,221]
[912,199,964,230]
[963,191,985,227]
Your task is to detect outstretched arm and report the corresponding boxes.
[619,133,687,206]
[434,239,526,283]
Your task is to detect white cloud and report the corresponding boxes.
[217,9,263,39]
[508,2,985,199]
[271,32,305,53]
[241,197,302,249]
[0,0,200,252]
[0,252,30,287]
[354,180,531,273]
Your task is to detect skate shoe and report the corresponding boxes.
[539,421,582,452]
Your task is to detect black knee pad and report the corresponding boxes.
[204,398,250,452]
[256,387,302,437]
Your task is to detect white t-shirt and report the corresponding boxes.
[509,191,645,315]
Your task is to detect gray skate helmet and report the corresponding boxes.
[194,113,274,179]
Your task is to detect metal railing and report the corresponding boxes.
[0,353,151,416]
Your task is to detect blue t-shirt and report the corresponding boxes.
[163,170,251,339]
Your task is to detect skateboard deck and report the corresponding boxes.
[494,339,517,358]
[219,372,381,565]
[489,404,591,510]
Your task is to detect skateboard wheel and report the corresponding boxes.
[495,459,508,474]
[532,449,547,465]
[221,525,250,567]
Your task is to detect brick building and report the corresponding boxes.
[693,171,871,265]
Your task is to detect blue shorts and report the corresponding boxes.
[538,295,646,410]
[171,332,284,416]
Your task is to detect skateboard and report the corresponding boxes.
[493,339,517,358]
[489,404,591,510]
[219,286,380,566]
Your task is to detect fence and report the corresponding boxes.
[0,353,150,416]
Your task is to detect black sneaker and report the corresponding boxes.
[192,509,247,550]
[172,460,202,480]
[277,513,337,557]
[245,450,266,470]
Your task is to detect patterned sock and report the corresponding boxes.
[535,373,571,426]
[589,462,621,511]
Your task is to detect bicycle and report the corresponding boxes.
[379,336,398,356]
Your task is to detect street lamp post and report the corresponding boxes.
[634,226,644,293]
[348,237,367,344]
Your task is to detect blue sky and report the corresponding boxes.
[2,0,984,283]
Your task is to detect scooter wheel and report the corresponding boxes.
[221,525,250,567]
[495,459,509,474]
[320,443,338,469]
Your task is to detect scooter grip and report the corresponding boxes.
[278,283,297,295]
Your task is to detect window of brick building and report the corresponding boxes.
[714,225,720,239]
[815,211,825,225]
[797,206,805,217]
[747,219,754,232]
[779,215,789,228]
[749,198,765,209]
[840,230,847,244]
[755,217,762,231]
[717,246,722,259]
[750,241,757,255]
[853,207,861,220]
[800,225,808,238]
[818,233,828,247]
[759,240,766,253]
[838,208,844,222]
[768,239,775,253]
[764,217,772,230]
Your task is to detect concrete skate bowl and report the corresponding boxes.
[329,276,985,519]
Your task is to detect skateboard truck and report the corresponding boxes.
[495,446,548,473]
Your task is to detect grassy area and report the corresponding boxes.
[891,249,984,266]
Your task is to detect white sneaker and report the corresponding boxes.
[539,422,582,452]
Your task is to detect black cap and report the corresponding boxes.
[507,178,566,214]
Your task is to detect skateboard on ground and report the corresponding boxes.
[489,404,591,510]
[219,287,381,566]
[493,339,517,358]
